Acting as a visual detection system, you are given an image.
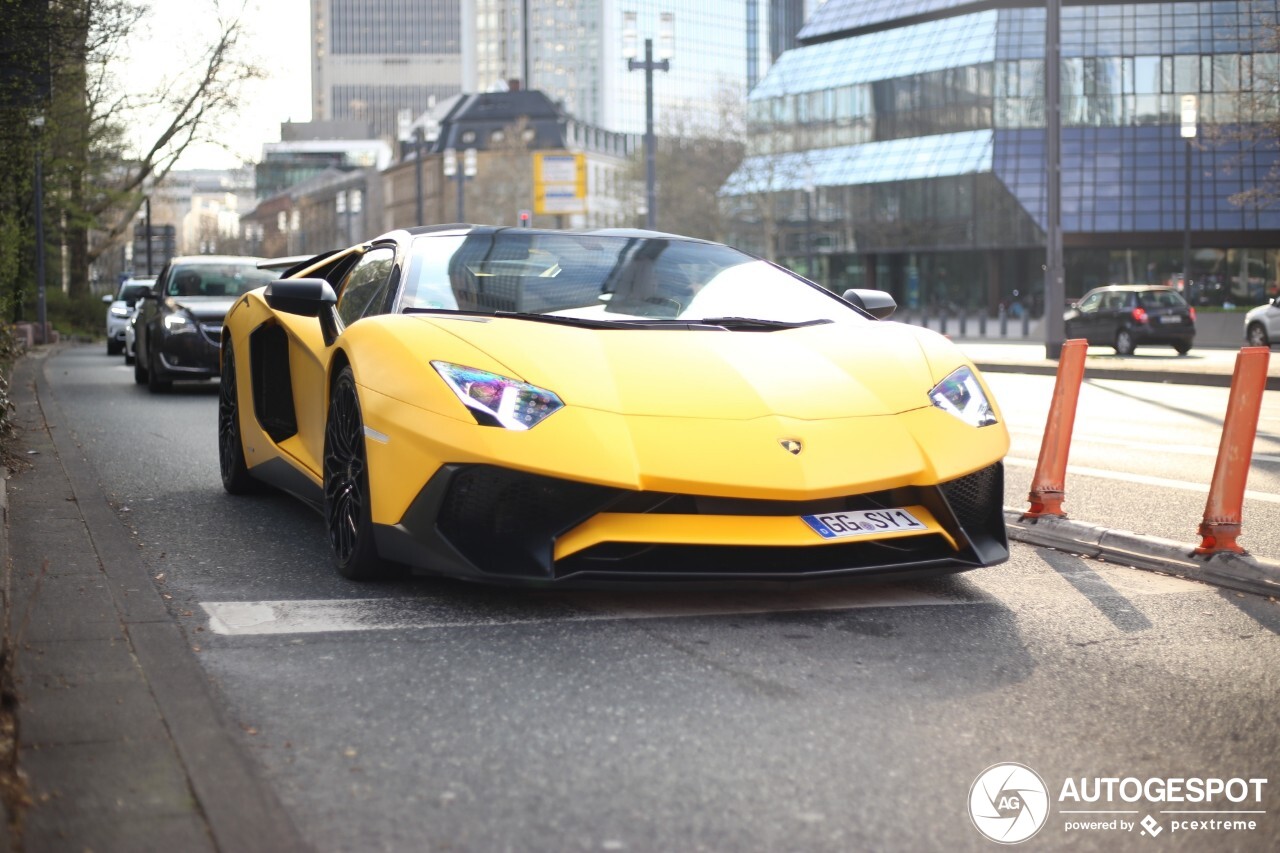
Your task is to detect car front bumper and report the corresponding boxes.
[155,321,223,378]
[372,461,1009,585]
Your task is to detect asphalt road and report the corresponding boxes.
[41,344,1280,851]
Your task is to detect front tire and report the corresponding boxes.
[147,346,172,393]
[1114,328,1135,356]
[133,346,148,385]
[324,367,393,580]
[218,342,260,494]
[1247,322,1270,348]
[107,338,123,355]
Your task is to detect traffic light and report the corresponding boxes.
[518,210,531,227]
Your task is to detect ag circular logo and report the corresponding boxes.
[969,763,1050,844]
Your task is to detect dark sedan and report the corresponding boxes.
[1064,284,1196,356]
[134,256,273,392]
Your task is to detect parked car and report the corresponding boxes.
[219,225,1010,583]
[1064,285,1196,355]
[133,256,272,392]
[1245,296,1280,348]
[102,276,155,355]
[124,307,139,365]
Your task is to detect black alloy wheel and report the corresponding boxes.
[133,339,148,384]
[147,345,172,393]
[218,342,260,494]
[323,367,392,580]
[1247,323,1270,348]
[1114,328,1135,356]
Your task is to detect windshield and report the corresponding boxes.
[166,263,275,298]
[400,232,866,326]
[1138,289,1189,309]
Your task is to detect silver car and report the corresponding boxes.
[103,276,155,355]
[1245,295,1280,348]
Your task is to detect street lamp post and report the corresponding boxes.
[1181,95,1198,297]
[30,115,47,340]
[803,173,816,283]
[412,119,439,225]
[442,148,477,222]
[1042,0,1065,360]
[623,11,673,230]
[143,196,153,276]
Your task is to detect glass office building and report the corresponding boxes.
[466,0,807,135]
[722,0,1280,313]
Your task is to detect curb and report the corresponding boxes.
[23,348,309,852]
[1004,509,1280,598]
[975,360,1280,390]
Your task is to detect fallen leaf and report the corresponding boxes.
[343,747,358,758]
[154,573,165,582]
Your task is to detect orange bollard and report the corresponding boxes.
[1196,346,1271,554]
[1023,339,1089,519]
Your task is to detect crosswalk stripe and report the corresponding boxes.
[201,585,991,636]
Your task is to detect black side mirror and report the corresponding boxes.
[265,278,340,346]
[841,288,897,320]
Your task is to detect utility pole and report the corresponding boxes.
[1043,0,1065,359]
[624,12,673,230]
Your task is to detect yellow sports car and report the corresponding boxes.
[219,225,1009,583]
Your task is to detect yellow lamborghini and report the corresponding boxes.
[219,225,1010,583]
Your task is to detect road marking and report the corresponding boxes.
[201,585,992,636]
[1005,456,1280,504]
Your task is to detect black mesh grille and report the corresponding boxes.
[436,466,617,578]
[939,462,1004,538]
[558,535,965,580]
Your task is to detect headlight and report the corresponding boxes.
[163,312,195,334]
[110,305,129,317]
[432,362,564,430]
[928,366,997,427]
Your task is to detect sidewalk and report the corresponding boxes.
[0,339,1276,851]
[2,351,305,852]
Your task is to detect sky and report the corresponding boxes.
[119,0,313,171]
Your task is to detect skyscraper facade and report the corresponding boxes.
[464,0,799,134]
[311,0,465,142]
[723,0,1280,312]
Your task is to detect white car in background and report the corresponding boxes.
[1245,295,1280,348]
[124,306,140,365]
[103,276,155,355]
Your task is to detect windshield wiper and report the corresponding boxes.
[694,317,833,331]
[405,309,830,332]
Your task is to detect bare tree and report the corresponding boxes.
[1200,21,1280,209]
[46,0,263,296]
[467,117,537,226]
[628,85,746,242]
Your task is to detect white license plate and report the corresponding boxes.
[1159,315,1182,324]
[802,508,928,539]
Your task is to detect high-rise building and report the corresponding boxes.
[723,0,1280,311]
[464,0,805,134]
[310,0,465,142]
